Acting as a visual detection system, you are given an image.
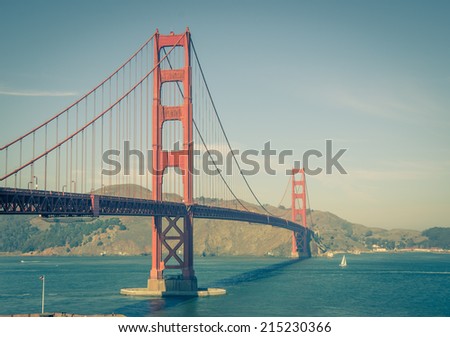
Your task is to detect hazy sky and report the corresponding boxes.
[1,0,449,230]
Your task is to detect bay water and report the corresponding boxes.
[0,253,448,316]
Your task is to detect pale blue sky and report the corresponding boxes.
[1,0,449,230]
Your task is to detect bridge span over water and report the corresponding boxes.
[0,29,312,295]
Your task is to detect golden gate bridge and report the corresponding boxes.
[0,29,312,295]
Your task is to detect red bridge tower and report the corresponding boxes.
[148,29,197,292]
[291,168,309,258]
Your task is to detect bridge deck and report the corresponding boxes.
[0,187,309,234]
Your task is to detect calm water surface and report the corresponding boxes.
[0,253,449,316]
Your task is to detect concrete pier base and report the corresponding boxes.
[147,276,198,292]
[121,275,226,297]
[120,287,226,297]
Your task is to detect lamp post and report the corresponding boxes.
[29,176,38,190]
[39,275,45,314]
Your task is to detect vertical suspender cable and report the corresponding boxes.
[19,140,22,187]
[146,74,149,194]
[140,51,143,199]
[75,104,78,192]
[56,117,59,190]
[4,148,7,187]
[32,132,35,188]
[101,85,104,193]
[66,111,69,191]
[92,91,96,192]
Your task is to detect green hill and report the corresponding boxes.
[420,227,450,249]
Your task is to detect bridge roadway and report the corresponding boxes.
[0,187,309,234]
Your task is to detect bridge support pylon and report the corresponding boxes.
[147,28,197,294]
[291,168,310,258]
[120,29,225,297]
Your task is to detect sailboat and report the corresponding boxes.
[339,255,347,267]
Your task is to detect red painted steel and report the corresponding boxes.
[291,168,308,256]
[150,29,195,281]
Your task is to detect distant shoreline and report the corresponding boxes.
[320,248,450,257]
[1,249,449,258]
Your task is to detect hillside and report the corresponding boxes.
[0,184,447,257]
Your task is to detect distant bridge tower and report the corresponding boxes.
[291,168,309,258]
[149,29,197,292]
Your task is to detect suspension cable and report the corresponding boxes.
[160,47,249,211]
[305,174,314,228]
[190,38,273,215]
[0,33,157,151]
[1,35,183,182]
[193,120,249,211]
[278,175,292,207]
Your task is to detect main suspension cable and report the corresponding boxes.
[190,38,273,215]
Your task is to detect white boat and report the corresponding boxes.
[339,255,347,267]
